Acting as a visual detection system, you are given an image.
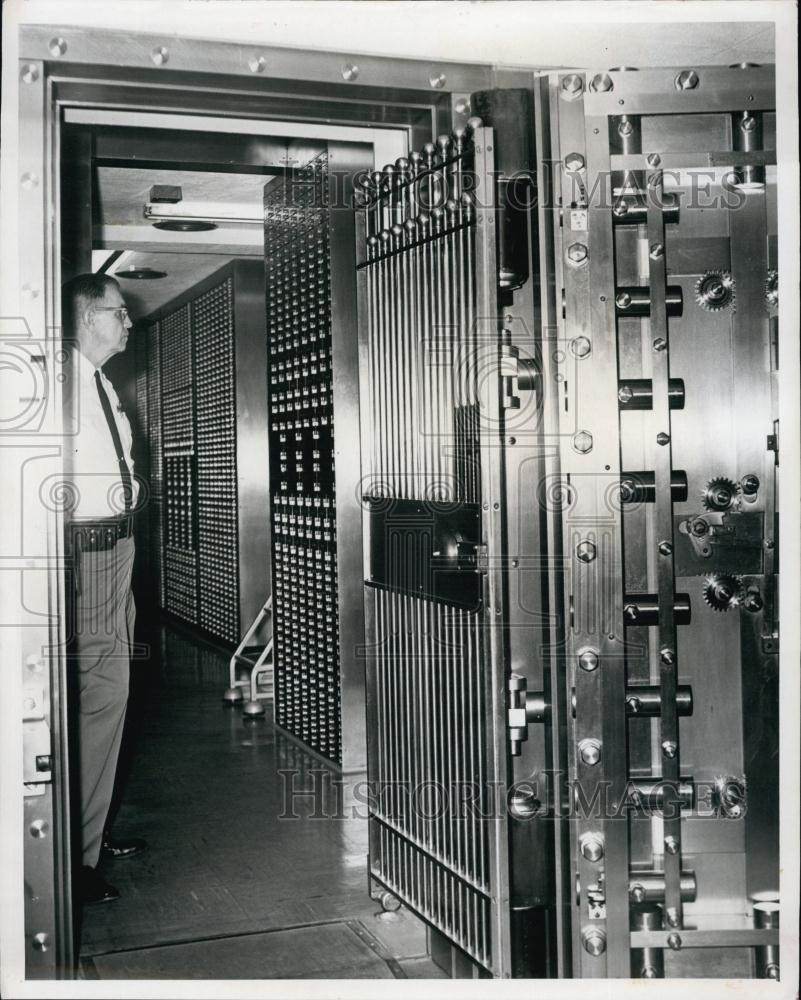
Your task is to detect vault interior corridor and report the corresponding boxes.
[77,620,443,980]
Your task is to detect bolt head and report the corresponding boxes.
[629,883,647,903]
[590,73,614,93]
[647,153,662,167]
[562,73,584,97]
[579,739,602,766]
[565,152,586,173]
[662,740,678,759]
[567,242,588,264]
[582,927,606,956]
[660,647,675,665]
[667,932,683,950]
[151,46,169,66]
[578,648,599,672]
[576,540,597,563]
[21,63,41,83]
[617,119,634,137]
[342,62,359,81]
[580,834,604,862]
[745,593,764,613]
[649,243,665,259]
[573,430,593,454]
[741,474,760,495]
[658,540,673,556]
[626,695,642,715]
[616,291,632,309]
[49,37,68,57]
[675,70,699,90]
[570,336,592,359]
[657,432,671,446]
[741,114,757,132]
[653,337,667,351]
[665,835,680,855]
[618,385,634,404]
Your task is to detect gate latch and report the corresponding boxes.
[500,345,541,410]
[508,673,549,756]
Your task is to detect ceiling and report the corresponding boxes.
[94,167,274,318]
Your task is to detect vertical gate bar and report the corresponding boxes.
[444,198,458,497]
[646,169,683,928]
[430,211,442,494]
[378,231,390,491]
[398,224,410,497]
[463,193,477,502]
[420,212,434,490]
[473,125,512,975]
[407,219,422,499]
[389,226,402,495]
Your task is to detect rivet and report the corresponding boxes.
[565,152,585,173]
[29,819,49,839]
[740,114,757,132]
[658,540,672,556]
[21,63,40,84]
[429,72,447,90]
[572,430,593,454]
[667,932,682,950]
[662,740,678,759]
[578,648,599,672]
[579,738,601,766]
[576,540,597,563]
[454,98,470,116]
[151,46,169,66]
[675,70,699,91]
[647,153,661,168]
[664,836,679,855]
[341,62,359,82]
[21,284,40,299]
[616,291,632,309]
[653,337,667,351]
[617,119,634,137]
[626,696,641,715]
[248,55,266,73]
[49,37,68,58]
[660,647,675,665]
[649,243,665,259]
[570,336,592,359]
[20,172,39,190]
[657,432,670,446]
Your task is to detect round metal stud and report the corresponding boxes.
[662,740,678,759]
[616,291,632,309]
[341,62,359,82]
[658,541,673,556]
[647,153,662,167]
[649,243,665,259]
[565,152,585,173]
[667,932,682,950]
[660,647,675,665]
[429,72,447,90]
[567,243,588,265]
[454,98,470,116]
[49,37,68,58]
[657,432,670,446]
[29,819,49,839]
[32,932,50,952]
[576,540,597,563]
[151,46,169,66]
[20,172,40,190]
[578,648,599,672]
[664,835,679,855]
[630,883,647,903]
[21,63,40,84]
[653,338,667,352]
[248,55,267,73]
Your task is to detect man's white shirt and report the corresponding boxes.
[64,348,139,519]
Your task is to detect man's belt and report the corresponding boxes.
[67,515,134,552]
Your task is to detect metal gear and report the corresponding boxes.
[701,476,740,512]
[695,269,735,312]
[766,269,778,308]
[702,574,744,613]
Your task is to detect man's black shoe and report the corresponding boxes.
[78,866,120,905]
[101,832,148,860]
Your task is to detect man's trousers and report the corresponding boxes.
[69,535,136,868]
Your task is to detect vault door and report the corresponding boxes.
[356,124,513,975]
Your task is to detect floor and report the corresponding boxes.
[78,620,445,980]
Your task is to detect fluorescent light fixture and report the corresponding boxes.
[145,201,262,225]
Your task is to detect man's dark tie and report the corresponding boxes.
[94,370,133,513]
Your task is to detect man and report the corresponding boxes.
[62,273,148,905]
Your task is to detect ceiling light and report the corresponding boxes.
[152,220,218,232]
[116,266,168,280]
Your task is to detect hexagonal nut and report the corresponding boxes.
[567,242,588,265]
[576,540,597,563]
[572,430,593,454]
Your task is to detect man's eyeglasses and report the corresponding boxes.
[93,306,131,322]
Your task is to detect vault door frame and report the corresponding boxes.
[11,24,531,979]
